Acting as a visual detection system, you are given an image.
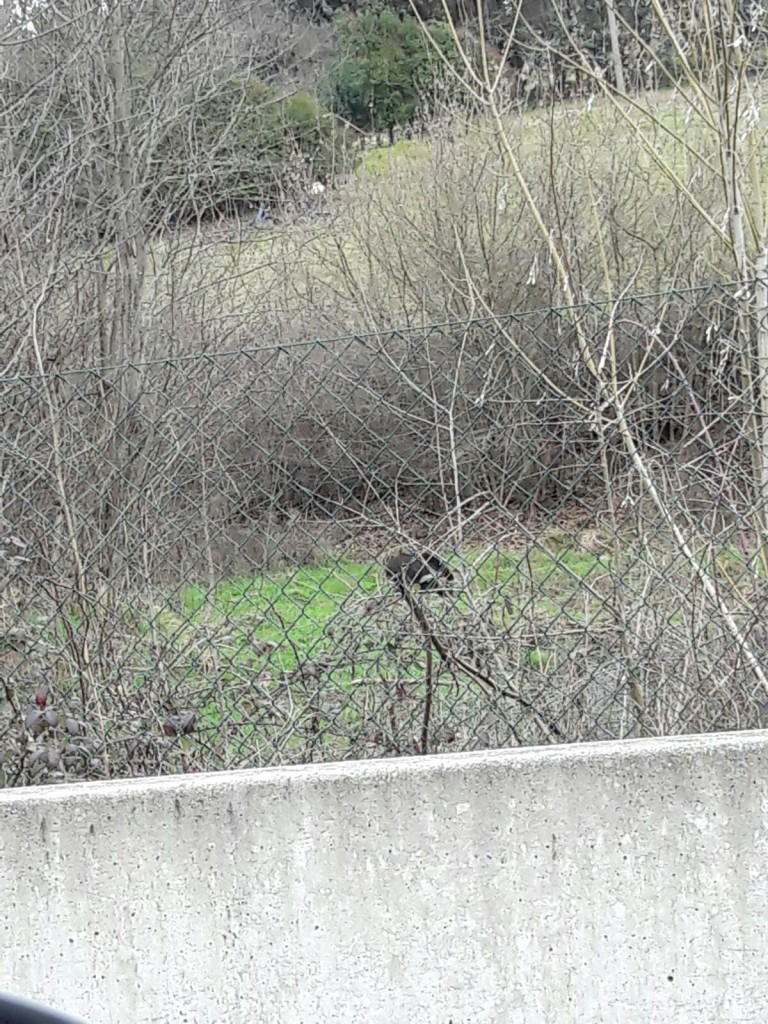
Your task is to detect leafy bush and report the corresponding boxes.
[326,2,460,136]
[152,78,351,224]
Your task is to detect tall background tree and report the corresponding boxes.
[326,2,460,137]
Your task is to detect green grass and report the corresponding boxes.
[170,546,609,642]
[138,536,753,704]
[7,532,766,778]
[105,538,761,692]
[360,138,431,175]
[175,563,381,666]
[29,539,763,697]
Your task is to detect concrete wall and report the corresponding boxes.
[2,731,768,1024]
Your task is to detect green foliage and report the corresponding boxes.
[326,2,459,134]
[153,78,350,223]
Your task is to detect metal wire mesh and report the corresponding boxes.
[3,279,768,785]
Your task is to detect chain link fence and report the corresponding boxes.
[3,279,768,785]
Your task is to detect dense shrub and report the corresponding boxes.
[326,2,460,136]
[151,78,352,224]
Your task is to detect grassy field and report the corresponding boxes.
[124,82,768,359]
[5,526,763,785]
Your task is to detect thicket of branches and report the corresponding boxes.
[3,0,768,566]
[4,0,768,785]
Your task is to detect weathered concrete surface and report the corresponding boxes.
[1,732,768,1024]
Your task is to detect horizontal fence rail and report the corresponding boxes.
[3,279,768,785]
